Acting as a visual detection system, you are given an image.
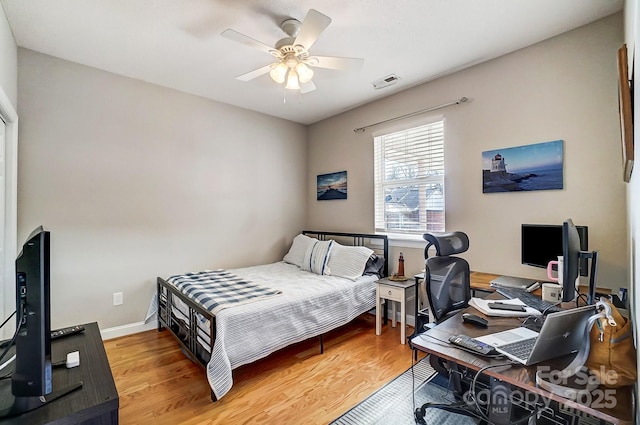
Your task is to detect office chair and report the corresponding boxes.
[414,231,481,423]
[415,232,535,425]
[423,231,471,323]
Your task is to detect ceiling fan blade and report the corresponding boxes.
[300,80,317,94]
[294,9,331,50]
[311,56,364,71]
[236,64,272,81]
[221,29,276,56]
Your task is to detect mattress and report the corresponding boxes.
[167,261,377,399]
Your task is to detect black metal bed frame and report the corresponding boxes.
[156,230,388,401]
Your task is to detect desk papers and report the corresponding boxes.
[469,297,541,317]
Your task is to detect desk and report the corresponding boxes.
[0,322,119,425]
[415,271,612,298]
[410,301,633,424]
[413,271,497,296]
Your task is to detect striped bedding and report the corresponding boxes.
[167,269,282,315]
[167,261,377,400]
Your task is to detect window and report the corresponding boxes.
[374,120,445,235]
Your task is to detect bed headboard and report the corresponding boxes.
[301,230,389,277]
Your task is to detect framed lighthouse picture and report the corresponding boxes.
[482,140,564,193]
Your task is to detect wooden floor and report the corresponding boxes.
[103,314,423,425]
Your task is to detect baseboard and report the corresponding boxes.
[103,311,418,341]
[367,309,417,327]
[101,319,156,340]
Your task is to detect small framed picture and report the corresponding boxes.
[317,171,347,200]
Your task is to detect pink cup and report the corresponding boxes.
[546,256,563,284]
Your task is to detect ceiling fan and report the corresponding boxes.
[221,9,363,93]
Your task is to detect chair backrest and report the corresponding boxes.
[423,232,471,323]
[423,232,469,257]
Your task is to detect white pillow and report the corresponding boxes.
[301,240,334,275]
[283,234,317,268]
[326,242,374,280]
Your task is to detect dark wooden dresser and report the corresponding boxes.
[0,322,119,425]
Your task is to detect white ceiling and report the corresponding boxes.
[1,0,623,125]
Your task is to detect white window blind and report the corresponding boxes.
[374,121,445,234]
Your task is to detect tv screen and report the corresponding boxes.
[521,224,588,275]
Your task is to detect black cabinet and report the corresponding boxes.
[0,322,118,425]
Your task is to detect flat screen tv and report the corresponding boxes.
[0,226,80,418]
[0,226,52,417]
[13,226,51,398]
[521,224,588,276]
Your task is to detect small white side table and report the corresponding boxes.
[376,277,414,344]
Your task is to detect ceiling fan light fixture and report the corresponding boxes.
[269,62,288,84]
[296,62,314,83]
[284,55,299,68]
[285,69,300,90]
[223,9,361,95]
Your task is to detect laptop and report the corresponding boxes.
[489,275,537,289]
[475,305,595,365]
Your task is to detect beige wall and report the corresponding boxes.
[308,14,627,295]
[17,49,307,330]
[0,6,16,107]
[0,6,17,333]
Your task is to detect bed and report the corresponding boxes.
[156,230,389,401]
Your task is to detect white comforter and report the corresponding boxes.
[201,261,377,399]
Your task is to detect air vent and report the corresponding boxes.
[372,74,400,89]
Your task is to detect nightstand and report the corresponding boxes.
[376,277,415,344]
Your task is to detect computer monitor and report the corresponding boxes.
[521,224,588,276]
[562,219,598,304]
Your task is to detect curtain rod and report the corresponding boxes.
[353,97,468,133]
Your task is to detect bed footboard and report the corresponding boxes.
[157,276,216,369]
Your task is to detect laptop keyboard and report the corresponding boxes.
[496,287,562,313]
[498,338,537,361]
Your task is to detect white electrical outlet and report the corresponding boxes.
[113,292,123,306]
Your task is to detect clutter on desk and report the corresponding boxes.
[536,299,636,399]
[448,334,497,355]
[469,297,541,317]
[586,298,636,388]
[461,313,488,327]
[521,315,545,332]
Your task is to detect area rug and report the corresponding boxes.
[330,357,478,425]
